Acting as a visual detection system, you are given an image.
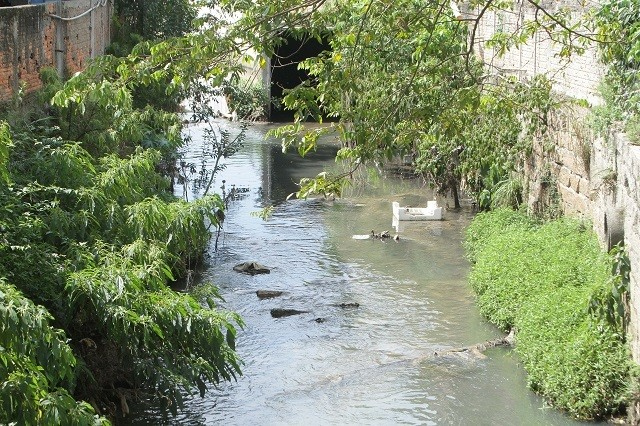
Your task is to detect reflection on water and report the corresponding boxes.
[125,120,593,425]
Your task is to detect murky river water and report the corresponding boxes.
[127,120,593,425]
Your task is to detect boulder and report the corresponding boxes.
[270,308,309,318]
[233,262,271,275]
[335,302,360,308]
[256,290,284,299]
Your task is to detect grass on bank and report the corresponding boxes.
[464,209,634,420]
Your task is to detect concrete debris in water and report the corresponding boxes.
[371,230,390,239]
[352,230,399,240]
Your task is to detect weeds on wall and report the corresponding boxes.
[588,244,631,334]
[534,166,562,220]
[590,82,625,146]
[453,76,552,212]
[595,1,640,144]
[599,168,618,194]
[578,136,592,174]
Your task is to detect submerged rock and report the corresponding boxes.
[270,308,309,318]
[256,290,284,299]
[335,302,360,309]
[233,262,271,275]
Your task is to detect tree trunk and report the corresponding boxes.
[451,178,461,209]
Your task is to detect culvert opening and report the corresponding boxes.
[604,207,625,251]
[269,32,330,122]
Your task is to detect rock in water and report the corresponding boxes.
[233,262,271,275]
[256,290,284,299]
[270,308,309,318]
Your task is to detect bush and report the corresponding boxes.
[465,210,632,419]
[0,61,240,421]
[0,280,107,425]
[223,82,270,121]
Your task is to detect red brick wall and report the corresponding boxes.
[0,0,112,101]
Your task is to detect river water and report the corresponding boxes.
[127,120,590,425]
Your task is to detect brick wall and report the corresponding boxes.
[473,1,603,106]
[0,0,112,101]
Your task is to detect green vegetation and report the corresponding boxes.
[2,0,638,422]
[465,209,633,419]
[55,0,572,208]
[113,0,196,42]
[265,1,557,209]
[0,279,107,425]
[107,0,197,112]
[0,64,241,422]
[594,0,640,143]
[222,80,270,121]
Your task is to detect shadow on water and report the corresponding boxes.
[124,120,600,426]
[269,144,339,203]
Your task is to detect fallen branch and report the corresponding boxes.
[433,329,515,358]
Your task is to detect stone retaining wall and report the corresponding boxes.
[473,0,640,395]
[592,132,640,357]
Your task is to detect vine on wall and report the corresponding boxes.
[595,0,640,144]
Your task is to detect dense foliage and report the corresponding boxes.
[54,0,578,207]
[0,279,107,425]
[113,0,196,42]
[0,69,241,422]
[269,0,474,204]
[465,209,632,419]
[107,0,198,111]
[263,1,555,208]
[595,0,640,143]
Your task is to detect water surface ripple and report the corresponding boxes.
[126,120,594,426]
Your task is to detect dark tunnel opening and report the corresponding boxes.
[269,32,330,122]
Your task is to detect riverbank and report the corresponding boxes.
[465,209,633,420]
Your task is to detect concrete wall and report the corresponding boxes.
[592,133,640,358]
[473,0,640,390]
[0,0,112,100]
